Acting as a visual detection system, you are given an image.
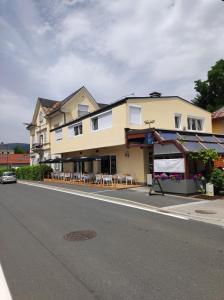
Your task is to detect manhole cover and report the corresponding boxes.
[195,209,217,215]
[63,230,97,241]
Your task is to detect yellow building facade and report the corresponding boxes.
[28,87,212,183]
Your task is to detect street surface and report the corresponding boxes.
[0,182,223,300]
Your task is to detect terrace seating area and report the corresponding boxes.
[46,172,139,189]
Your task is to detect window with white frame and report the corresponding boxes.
[91,110,112,131]
[68,122,83,137]
[55,128,62,141]
[175,114,181,129]
[187,117,203,131]
[78,104,89,118]
[129,105,142,125]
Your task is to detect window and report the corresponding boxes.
[187,117,203,131]
[55,128,62,141]
[68,122,83,137]
[129,105,141,125]
[78,104,89,118]
[91,111,112,131]
[175,114,181,129]
[39,111,44,123]
[39,134,43,144]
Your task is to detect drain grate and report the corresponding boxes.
[195,209,217,215]
[63,230,97,241]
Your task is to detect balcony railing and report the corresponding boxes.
[31,143,43,152]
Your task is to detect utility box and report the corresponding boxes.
[147,174,152,186]
[206,183,214,197]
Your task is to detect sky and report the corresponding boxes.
[0,0,224,143]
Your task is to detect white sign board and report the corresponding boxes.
[154,158,185,173]
[206,183,214,196]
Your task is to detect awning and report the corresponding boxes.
[41,155,111,164]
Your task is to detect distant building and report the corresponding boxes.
[0,154,30,168]
[212,107,224,134]
[0,143,29,155]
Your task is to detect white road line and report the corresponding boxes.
[0,264,12,300]
[18,181,189,221]
[92,189,115,194]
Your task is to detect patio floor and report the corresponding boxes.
[44,178,143,190]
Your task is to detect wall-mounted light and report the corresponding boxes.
[125,151,130,158]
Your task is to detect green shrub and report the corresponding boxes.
[210,168,224,192]
[0,167,15,176]
[16,165,52,181]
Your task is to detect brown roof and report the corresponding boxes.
[212,111,224,119]
[0,154,30,165]
[47,86,84,116]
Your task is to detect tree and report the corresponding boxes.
[189,149,219,181]
[193,59,224,112]
[14,145,26,154]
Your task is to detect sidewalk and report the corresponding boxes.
[164,200,224,227]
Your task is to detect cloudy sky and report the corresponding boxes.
[0,0,224,142]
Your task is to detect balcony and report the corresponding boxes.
[31,143,43,152]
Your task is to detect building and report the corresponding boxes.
[27,86,107,167]
[27,86,215,193]
[212,107,224,134]
[0,154,30,168]
[0,143,14,155]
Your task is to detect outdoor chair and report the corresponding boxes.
[116,174,126,184]
[82,173,93,183]
[64,173,71,181]
[95,174,102,184]
[126,175,134,186]
[102,175,113,185]
[59,172,65,180]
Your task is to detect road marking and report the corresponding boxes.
[0,264,12,300]
[18,181,189,221]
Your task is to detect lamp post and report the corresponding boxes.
[6,143,9,170]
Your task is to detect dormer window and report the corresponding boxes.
[78,104,89,118]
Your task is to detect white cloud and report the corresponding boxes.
[0,0,224,141]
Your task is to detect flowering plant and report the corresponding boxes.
[169,173,183,181]
[154,173,169,180]
[193,173,205,181]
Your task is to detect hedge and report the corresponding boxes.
[0,167,15,176]
[16,165,52,181]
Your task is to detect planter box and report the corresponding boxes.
[154,179,201,195]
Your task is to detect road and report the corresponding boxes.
[0,183,223,300]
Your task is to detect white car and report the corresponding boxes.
[0,172,17,184]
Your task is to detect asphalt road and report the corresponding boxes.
[0,183,223,300]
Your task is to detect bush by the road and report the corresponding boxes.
[0,167,15,176]
[16,165,52,181]
[210,168,224,194]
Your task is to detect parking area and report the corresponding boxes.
[39,181,200,208]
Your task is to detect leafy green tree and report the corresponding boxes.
[193,59,224,112]
[189,149,219,181]
[14,145,26,154]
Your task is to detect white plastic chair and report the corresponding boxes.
[102,175,113,185]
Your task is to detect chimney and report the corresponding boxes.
[149,91,161,98]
